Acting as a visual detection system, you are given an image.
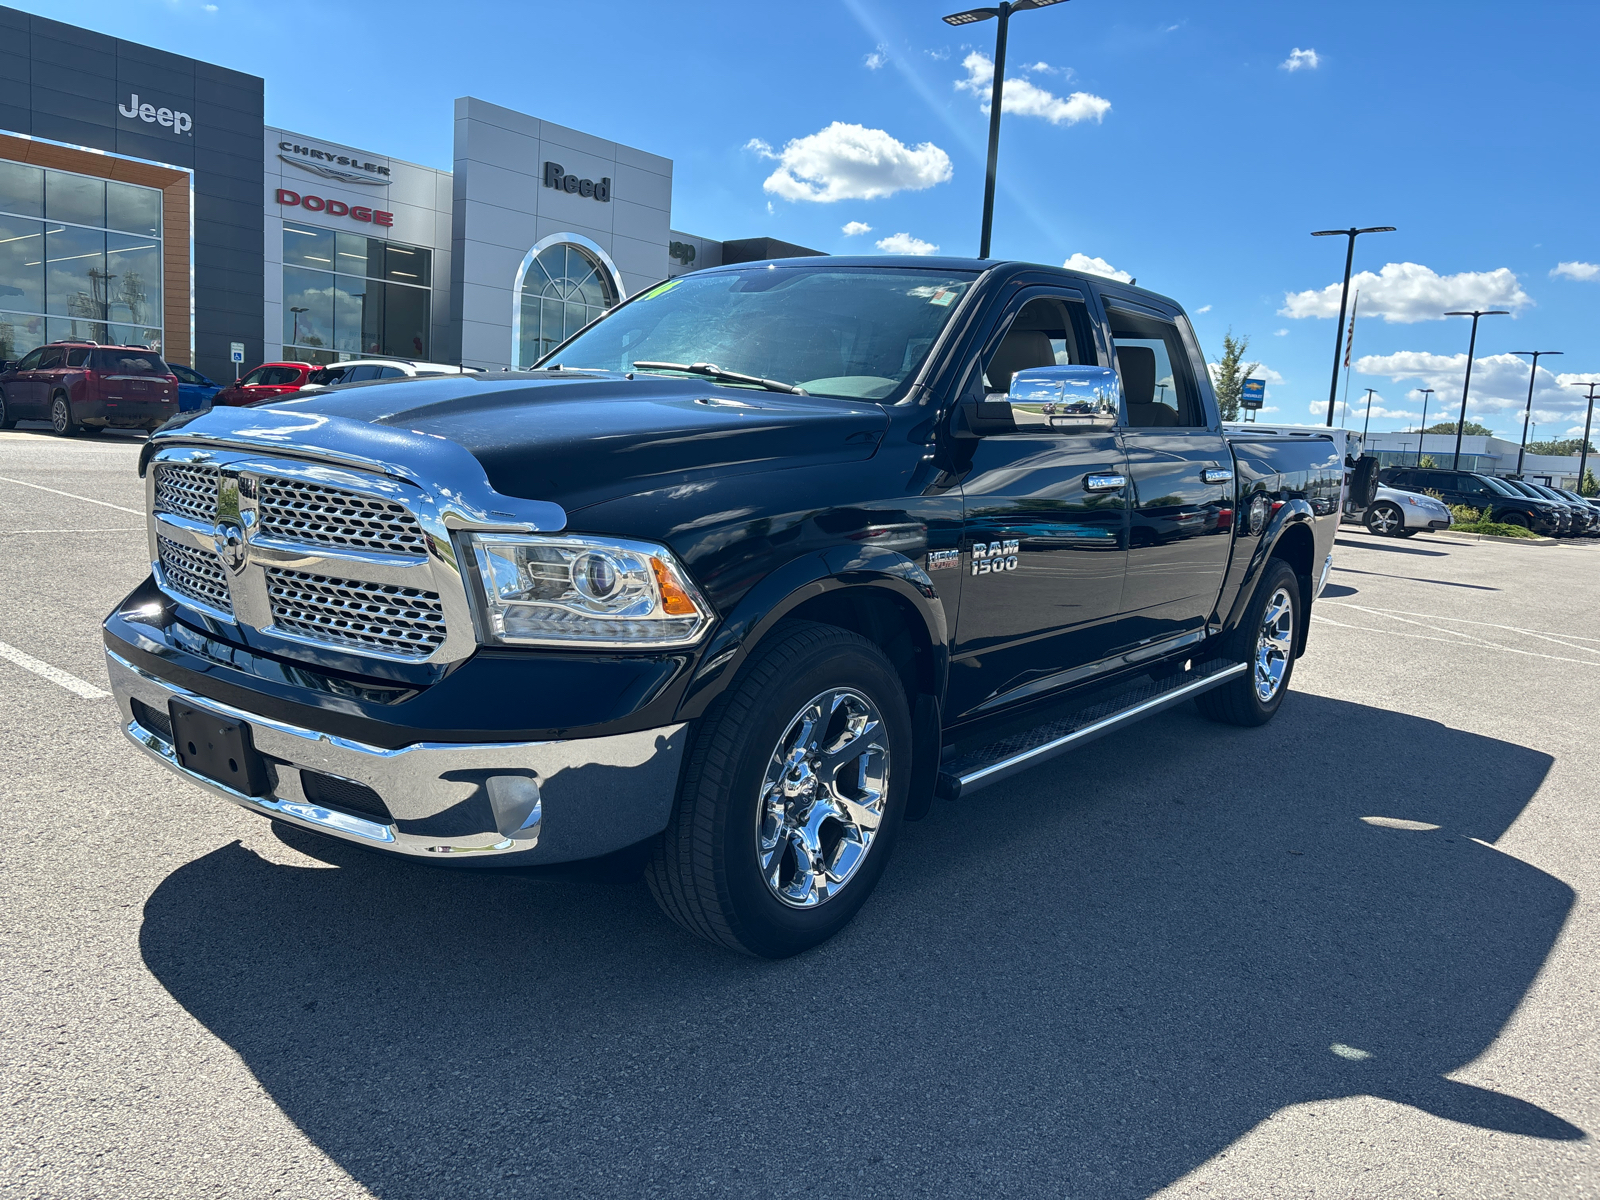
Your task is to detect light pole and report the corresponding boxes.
[1510,350,1561,476]
[943,0,1071,259]
[1443,309,1510,469]
[1311,225,1396,425]
[1360,387,1378,440]
[1571,381,1599,495]
[1414,388,1434,465]
[290,306,308,347]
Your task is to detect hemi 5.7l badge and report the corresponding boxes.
[926,549,961,571]
[972,540,1019,575]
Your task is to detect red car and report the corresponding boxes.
[211,361,317,407]
[0,342,179,436]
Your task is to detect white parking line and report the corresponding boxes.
[1311,613,1600,668]
[0,641,111,699]
[0,528,144,535]
[0,475,142,515]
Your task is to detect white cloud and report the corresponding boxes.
[1551,261,1600,281]
[1195,304,1212,314]
[1064,253,1131,282]
[876,232,939,256]
[1281,48,1320,72]
[203,3,217,8]
[956,52,1111,125]
[757,122,953,203]
[1353,352,1600,432]
[1274,328,1289,336]
[864,45,887,70]
[841,221,872,236]
[1281,262,1532,324]
[927,47,950,61]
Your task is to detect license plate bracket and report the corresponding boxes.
[168,702,271,796]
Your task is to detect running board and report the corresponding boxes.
[937,659,1248,801]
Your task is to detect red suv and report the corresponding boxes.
[0,342,179,436]
[211,362,317,407]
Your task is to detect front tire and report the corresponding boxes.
[646,621,911,958]
[50,393,80,437]
[1197,559,1300,728]
[1500,512,1530,530]
[1365,502,1404,537]
[0,389,15,429]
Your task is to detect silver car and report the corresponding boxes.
[1362,485,1452,538]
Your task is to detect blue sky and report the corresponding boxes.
[27,0,1600,438]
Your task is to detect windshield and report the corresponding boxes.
[1479,475,1520,497]
[545,266,979,400]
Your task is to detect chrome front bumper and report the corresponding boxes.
[106,648,687,865]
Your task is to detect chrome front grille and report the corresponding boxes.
[153,463,219,523]
[157,534,233,614]
[257,475,428,557]
[265,567,447,659]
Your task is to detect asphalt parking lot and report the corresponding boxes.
[2,426,1597,1200]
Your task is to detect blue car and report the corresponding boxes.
[169,363,220,411]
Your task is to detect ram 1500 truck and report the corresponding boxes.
[104,257,1342,957]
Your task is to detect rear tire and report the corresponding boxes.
[0,389,15,429]
[1196,559,1300,728]
[50,393,80,437]
[646,620,911,958]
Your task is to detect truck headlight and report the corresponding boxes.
[466,533,711,648]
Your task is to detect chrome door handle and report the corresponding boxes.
[1086,474,1127,493]
[1201,468,1234,484]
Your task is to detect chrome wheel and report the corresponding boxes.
[1253,587,1294,702]
[51,397,72,434]
[1367,504,1401,536]
[756,687,889,909]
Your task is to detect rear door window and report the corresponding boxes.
[36,347,64,370]
[1107,307,1205,427]
[260,367,301,386]
[65,347,91,367]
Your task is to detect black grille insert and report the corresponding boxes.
[300,770,392,823]
[131,698,173,743]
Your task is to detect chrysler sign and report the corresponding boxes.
[278,141,391,186]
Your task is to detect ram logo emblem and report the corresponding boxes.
[971,539,1019,575]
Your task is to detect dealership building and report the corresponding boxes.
[0,8,815,382]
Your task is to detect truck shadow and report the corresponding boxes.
[138,693,1580,1198]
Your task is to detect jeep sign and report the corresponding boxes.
[543,162,610,202]
[117,94,192,135]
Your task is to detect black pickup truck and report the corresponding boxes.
[105,257,1342,957]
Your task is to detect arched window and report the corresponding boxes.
[512,236,622,368]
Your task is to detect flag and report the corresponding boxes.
[1343,290,1359,369]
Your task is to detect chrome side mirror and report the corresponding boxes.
[1006,365,1121,430]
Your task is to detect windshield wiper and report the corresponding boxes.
[632,360,807,396]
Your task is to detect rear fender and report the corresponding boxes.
[1220,500,1316,654]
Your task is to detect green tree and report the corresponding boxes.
[1419,454,1438,468]
[1210,329,1260,422]
[1582,468,1599,498]
[1526,437,1596,456]
[1422,420,1494,436]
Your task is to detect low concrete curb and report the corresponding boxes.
[1431,529,1558,547]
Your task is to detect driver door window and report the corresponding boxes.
[980,297,1098,395]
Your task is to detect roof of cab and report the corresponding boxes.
[690,254,1187,312]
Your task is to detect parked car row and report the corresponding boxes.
[0,342,476,435]
[1378,466,1599,537]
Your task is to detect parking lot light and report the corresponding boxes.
[1570,381,1600,495]
[1443,309,1510,469]
[1511,350,1562,476]
[1311,226,1397,426]
[1414,388,1434,465]
[943,0,1073,259]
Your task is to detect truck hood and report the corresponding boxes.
[153,371,890,513]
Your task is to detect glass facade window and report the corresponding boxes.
[0,158,162,360]
[516,242,618,366]
[281,220,431,364]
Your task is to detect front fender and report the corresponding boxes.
[675,546,951,721]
